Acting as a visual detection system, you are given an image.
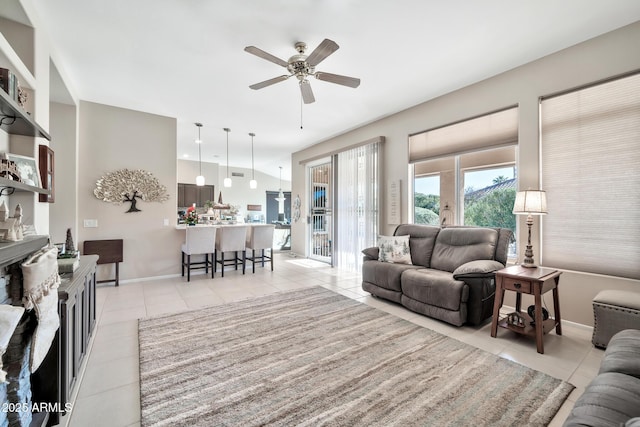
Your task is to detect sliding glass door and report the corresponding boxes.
[306,140,380,270]
[309,162,333,263]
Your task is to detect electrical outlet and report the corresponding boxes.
[83,219,98,228]
[163,218,169,226]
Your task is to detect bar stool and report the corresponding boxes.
[246,224,275,273]
[215,226,248,277]
[181,226,216,281]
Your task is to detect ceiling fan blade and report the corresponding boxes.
[249,75,289,90]
[244,46,289,68]
[315,71,361,88]
[306,38,339,67]
[300,80,315,104]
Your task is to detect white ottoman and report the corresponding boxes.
[592,290,640,348]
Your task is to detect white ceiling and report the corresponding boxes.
[31,0,640,179]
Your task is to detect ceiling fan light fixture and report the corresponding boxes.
[245,38,360,105]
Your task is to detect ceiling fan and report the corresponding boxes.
[244,38,361,104]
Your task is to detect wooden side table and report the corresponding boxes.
[83,239,123,286]
[490,265,562,354]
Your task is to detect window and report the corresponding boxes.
[414,174,440,225]
[540,72,640,280]
[409,108,518,256]
[463,165,516,230]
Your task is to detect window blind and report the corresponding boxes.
[409,107,518,163]
[540,73,640,280]
[335,142,379,272]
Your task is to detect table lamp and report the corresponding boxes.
[513,190,547,268]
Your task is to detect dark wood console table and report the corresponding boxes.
[31,255,98,425]
[57,255,98,408]
[490,265,562,354]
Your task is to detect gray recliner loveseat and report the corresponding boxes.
[564,328,640,426]
[362,224,513,326]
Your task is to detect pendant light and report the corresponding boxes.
[223,127,232,187]
[195,123,205,186]
[249,132,257,189]
[276,166,286,201]
[275,166,286,221]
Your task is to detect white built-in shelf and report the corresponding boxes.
[0,176,50,195]
[0,87,50,139]
[0,32,36,89]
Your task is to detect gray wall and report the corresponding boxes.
[77,101,181,280]
[291,22,640,326]
[49,102,78,246]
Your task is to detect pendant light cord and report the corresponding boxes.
[250,133,255,180]
[198,125,202,175]
[224,128,230,179]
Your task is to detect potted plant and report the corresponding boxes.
[185,206,198,226]
[204,200,214,215]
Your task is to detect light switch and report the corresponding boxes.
[163,218,169,226]
[83,219,98,228]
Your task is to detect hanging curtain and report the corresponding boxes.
[335,142,379,272]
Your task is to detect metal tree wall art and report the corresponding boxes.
[94,169,170,213]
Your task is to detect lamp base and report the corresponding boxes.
[520,262,538,268]
[521,243,536,268]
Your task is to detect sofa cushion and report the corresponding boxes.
[394,224,440,267]
[564,372,640,427]
[599,329,640,379]
[378,235,412,264]
[430,227,498,273]
[362,246,379,260]
[362,260,422,293]
[452,260,505,279]
[401,269,468,312]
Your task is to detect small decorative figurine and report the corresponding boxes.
[0,201,23,241]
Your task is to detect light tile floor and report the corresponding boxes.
[63,253,603,427]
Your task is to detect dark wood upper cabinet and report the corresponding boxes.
[178,183,214,208]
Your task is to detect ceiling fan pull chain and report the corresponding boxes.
[300,93,304,130]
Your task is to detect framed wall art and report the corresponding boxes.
[5,153,41,188]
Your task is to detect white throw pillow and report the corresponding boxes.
[378,235,412,264]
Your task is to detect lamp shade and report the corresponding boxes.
[195,175,205,186]
[513,190,547,215]
[223,177,232,187]
[249,179,257,189]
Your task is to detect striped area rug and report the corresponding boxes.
[138,287,574,426]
